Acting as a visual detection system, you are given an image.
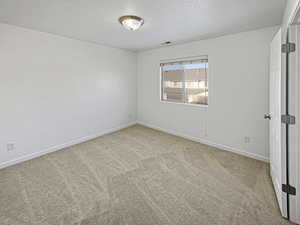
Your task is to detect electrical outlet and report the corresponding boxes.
[244,137,251,143]
[7,143,15,152]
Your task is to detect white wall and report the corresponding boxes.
[0,23,137,168]
[0,22,280,167]
[137,27,278,162]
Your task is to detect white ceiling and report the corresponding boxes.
[0,0,286,51]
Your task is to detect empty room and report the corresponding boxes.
[1,0,300,224]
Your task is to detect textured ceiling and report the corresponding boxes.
[0,0,286,51]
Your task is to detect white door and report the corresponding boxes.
[269,28,285,215]
[287,24,299,224]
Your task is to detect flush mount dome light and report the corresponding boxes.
[119,15,144,31]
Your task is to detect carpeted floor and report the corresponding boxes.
[0,125,292,225]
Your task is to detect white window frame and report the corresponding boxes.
[159,55,209,107]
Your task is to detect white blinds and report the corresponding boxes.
[160,57,208,67]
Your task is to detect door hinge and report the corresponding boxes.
[282,184,296,195]
[281,114,296,125]
[282,43,296,53]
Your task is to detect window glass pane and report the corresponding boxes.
[185,63,208,105]
[162,65,184,102]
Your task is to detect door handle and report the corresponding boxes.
[264,113,271,120]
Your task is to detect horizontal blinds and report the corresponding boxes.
[164,70,182,81]
[185,68,207,81]
[160,57,208,67]
[163,68,207,81]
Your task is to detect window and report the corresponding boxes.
[160,57,208,105]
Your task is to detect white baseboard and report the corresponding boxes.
[1,120,268,170]
[137,121,269,163]
[0,121,137,170]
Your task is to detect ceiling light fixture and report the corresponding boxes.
[119,15,144,31]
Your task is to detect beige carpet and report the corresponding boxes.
[0,125,292,225]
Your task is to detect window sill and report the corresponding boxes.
[160,100,208,108]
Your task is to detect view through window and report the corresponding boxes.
[160,57,208,105]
